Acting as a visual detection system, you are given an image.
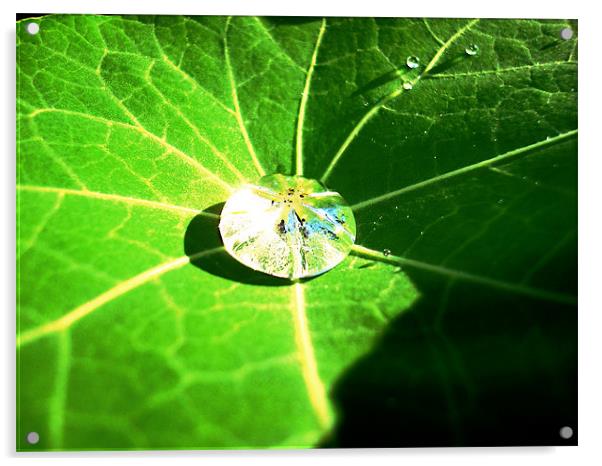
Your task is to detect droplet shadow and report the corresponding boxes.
[183,202,291,286]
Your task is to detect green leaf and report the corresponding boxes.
[17,15,577,450]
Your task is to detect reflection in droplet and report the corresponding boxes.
[465,43,480,56]
[219,174,356,279]
[406,55,420,69]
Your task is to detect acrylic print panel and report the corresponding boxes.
[16,14,577,450]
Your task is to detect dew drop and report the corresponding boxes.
[498,198,505,205]
[402,82,413,90]
[219,174,356,279]
[465,43,479,56]
[383,249,391,257]
[406,55,420,69]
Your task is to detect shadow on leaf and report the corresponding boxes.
[184,202,290,287]
[321,265,577,447]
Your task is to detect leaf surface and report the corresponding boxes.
[17,15,577,449]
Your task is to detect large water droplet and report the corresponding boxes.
[406,55,420,69]
[219,174,356,279]
[465,43,479,56]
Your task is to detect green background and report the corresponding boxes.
[17,15,577,450]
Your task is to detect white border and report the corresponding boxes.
[3,1,601,465]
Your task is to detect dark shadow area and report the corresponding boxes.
[184,203,291,286]
[351,69,406,98]
[423,52,472,78]
[539,39,564,51]
[322,262,577,447]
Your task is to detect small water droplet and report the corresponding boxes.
[465,43,479,56]
[406,55,420,69]
[383,249,391,257]
[433,155,438,159]
[420,231,424,236]
[394,206,399,210]
[406,214,411,219]
[560,27,574,40]
[498,198,505,205]
[402,82,413,90]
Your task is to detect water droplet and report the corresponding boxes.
[498,198,505,205]
[560,27,574,40]
[402,81,413,90]
[420,231,424,236]
[219,174,356,279]
[406,214,411,219]
[383,249,391,257]
[465,43,479,56]
[406,55,420,69]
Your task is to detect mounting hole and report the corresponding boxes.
[26,22,40,35]
[559,426,574,439]
[560,27,573,40]
[26,431,40,444]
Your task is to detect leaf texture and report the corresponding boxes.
[17,15,577,449]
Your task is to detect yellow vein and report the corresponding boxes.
[427,61,577,80]
[351,244,576,306]
[18,192,64,256]
[321,19,480,183]
[225,17,266,177]
[17,247,224,347]
[352,129,577,210]
[291,283,332,429]
[423,18,445,46]
[48,331,71,449]
[160,53,236,116]
[145,61,248,183]
[16,185,218,218]
[27,108,233,193]
[296,18,327,176]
